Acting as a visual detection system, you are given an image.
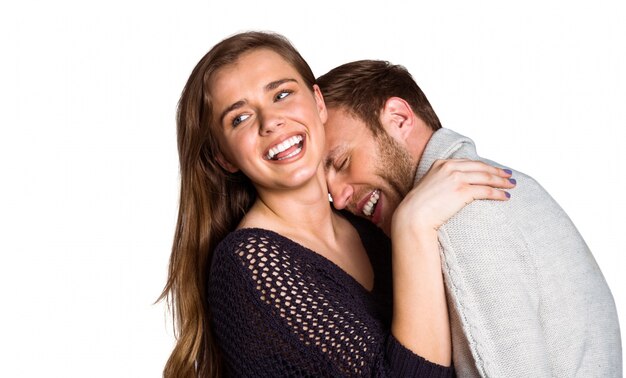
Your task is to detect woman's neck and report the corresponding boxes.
[239,168,339,243]
[239,168,374,292]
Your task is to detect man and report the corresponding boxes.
[317,60,621,377]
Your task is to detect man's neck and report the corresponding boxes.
[406,126,435,181]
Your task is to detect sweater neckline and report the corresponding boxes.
[230,227,377,295]
[415,128,476,185]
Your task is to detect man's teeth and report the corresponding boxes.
[363,190,380,217]
[266,135,303,160]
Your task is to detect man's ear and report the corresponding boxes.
[380,97,415,142]
[216,153,239,173]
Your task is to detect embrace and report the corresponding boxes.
[161,32,621,377]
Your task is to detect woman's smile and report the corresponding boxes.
[264,133,305,161]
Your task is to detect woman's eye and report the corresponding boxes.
[275,90,292,101]
[232,114,250,127]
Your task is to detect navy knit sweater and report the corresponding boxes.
[208,214,454,377]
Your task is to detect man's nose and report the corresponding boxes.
[327,176,353,210]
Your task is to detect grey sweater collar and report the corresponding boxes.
[414,128,477,185]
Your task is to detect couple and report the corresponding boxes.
[162,32,621,377]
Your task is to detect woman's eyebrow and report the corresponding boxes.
[219,100,246,125]
[265,78,297,91]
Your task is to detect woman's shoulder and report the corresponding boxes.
[212,227,307,273]
[216,227,297,255]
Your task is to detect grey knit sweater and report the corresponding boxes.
[417,129,621,377]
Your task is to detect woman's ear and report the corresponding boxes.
[312,85,328,124]
[380,97,415,142]
[216,153,239,173]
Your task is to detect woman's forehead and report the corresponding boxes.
[209,49,302,98]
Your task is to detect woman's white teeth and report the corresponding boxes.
[266,135,303,160]
[363,190,380,217]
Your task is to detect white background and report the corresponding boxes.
[1,1,624,376]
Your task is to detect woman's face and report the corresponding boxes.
[209,49,327,191]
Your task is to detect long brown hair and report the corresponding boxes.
[159,31,317,378]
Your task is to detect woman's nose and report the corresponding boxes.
[259,110,285,135]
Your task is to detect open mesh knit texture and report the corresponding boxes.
[208,214,454,377]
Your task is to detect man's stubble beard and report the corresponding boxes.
[374,130,416,205]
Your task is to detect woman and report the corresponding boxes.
[161,32,515,377]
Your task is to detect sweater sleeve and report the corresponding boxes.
[209,229,454,377]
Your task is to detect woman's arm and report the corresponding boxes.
[390,159,515,366]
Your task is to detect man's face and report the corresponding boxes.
[323,107,415,235]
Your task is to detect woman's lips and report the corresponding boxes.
[265,134,304,161]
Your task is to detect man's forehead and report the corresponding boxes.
[325,108,362,135]
[326,106,357,121]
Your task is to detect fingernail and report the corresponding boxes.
[503,169,513,175]
[509,178,516,185]
[505,191,511,198]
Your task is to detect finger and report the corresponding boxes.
[459,171,517,189]
[437,159,513,178]
[441,169,516,190]
[467,185,512,201]
[433,158,472,166]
